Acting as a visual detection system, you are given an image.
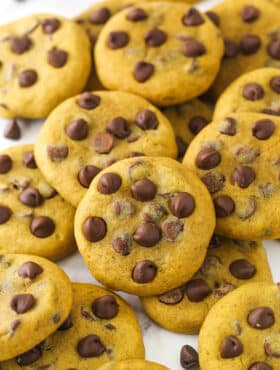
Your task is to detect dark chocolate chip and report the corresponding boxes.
[97,173,122,194]
[58,315,73,331]
[224,39,239,58]
[90,7,111,24]
[42,18,61,33]
[232,165,256,188]
[229,259,256,279]
[22,151,37,169]
[145,28,167,47]
[92,295,119,319]
[270,76,280,93]
[4,119,21,140]
[133,223,161,247]
[30,216,55,238]
[267,40,280,60]
[18,69,37,87]
[162,218,183,242]
[126,7,148,22]
[92,132,114,154]
[214,195,235,217]
[180,345,199,369]
[129,151,144,158]
[131,179,157,201]
[134,61,154,82]
[77,93,101,110]
[219,117,237,135]
[201,171,225,193]
[66,119,88,140]
[247,307,275,329]
[135,109,158,130]
[183,8,205,26]
[107,31,129,49]
[241,6,260,23]
[112,234,131,255]
[47,48,68,68]
[176,136,187,158]
[170,192,195,218]
[18,261,43,279]
[83,217,107,242]
[185,279,211,302]
[0,205,12,224]
[249,363,273,370]
[77,335,105,358]
[206,11,220,27]
[16,347,41,366]
[19,187,43,207]
[188,116,209,135]
[10,35,31,54]
[10,294,35,314]
[47,145,68,162]
[196,148,221,169]
[183,38,206,57]
[220,336,243,358]
[240,34,261,55]
[243,83,264,101]
[252,119,275,140]
[0,154,12,173]
[78,165,100,188]
[10,319,21,332]
[159,287,184,305]
[106,117,130,138]
[132,260,157,283]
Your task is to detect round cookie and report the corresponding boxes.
[208,0,280,100]
[183,112,280,240]
[0,14,91,119]
[0,145,76,260]
[162,99,212,159]
[75,156,215,296]
[214,68,280,120]
[1,283,144,369]
[0,254,72,361]
[34,91,177,207]
[141,236,272,334]
[95,3,224,106]
[199,282,280,370]
[98,359,169,370]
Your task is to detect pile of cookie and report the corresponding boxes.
[1,0,280,368]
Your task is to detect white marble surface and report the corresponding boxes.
[0,0,280,369]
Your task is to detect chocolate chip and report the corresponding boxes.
[224,39,239,58]
[267,40,280,60]
[10,319,21,332]
[92,132,114,154]
[188,116,209,135]
[66,119,88,141]
[16,347,41,366]
[214,195,235,217]
[127,7,148,22]
[162,218,183,242]
[132,260,157,283]
[0,154,12,173]
[107,31,129,49]
[131,179,156,201]
[232,165,256,188]
[77,335,105,358]
[180,345,199,370]
[77,93,100,110]
[201,171,225,193]
[229,259,256,279]
[135,109,158,130]
[83,217,107,242]
[247,307,275,329]
[183,8,205,26]
[145,28,167,47]
[106,117,130,138]
[22,151,37,169]
[220,336,243,358]
[10,35,31,54]
[10,294,35,314]
[18,261,43,279]
[90,7,111,24]
[252,119,275,140]
[92,295,119,319]
[270,76,280,93]
[183,38,206,57]
[249,363,272,370]
[18,69,37,87]
[209,234,222,248]
[129,151,144,158]
[206,11,220,27]
[241,6,260,23]
[78,165,100,188]
[219,117,237,135]
[58,315,73,331]
[170,192,195,218]
[134,61,154,82]
[176,136,187,158]
[19,187,43,207]
[243,83,264,100]
[47,145,68,162]
[112,234,131,255]
[47,48,68,68]
[4,119,21,140]
[159,287,184,305]
[133,223,161,247]
[185,279,211,302]
[97,173,122,194]
[30,216,55,238]
[196,148,221,169]
[0,205,12,224]
[240,34,261,55]
[42,18,61,33]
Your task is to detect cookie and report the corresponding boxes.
[0,254,72,361]
[199,282,280,370]
[141,236,272,334]
[0,13,91,119]
[97,359,169,370]
[208,0,280,100]
[214,68,280,120]
[162,99,212,159]
[1,283,144,369]
[95,3,224,106]
[183,112,280,240]
[34,90,177,207]
[0,145,76,260]
[75,156,215,296]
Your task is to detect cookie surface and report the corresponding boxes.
[214,68,280,120]
[75,156,215,296]
[0,254,72,361]
[35,91,177,207]
[208,0,280,100]
[183,112,280,240]
[141,236,272,334]
[199,282,280,370]
[162,99,212,159]
[97,359,169,370]
[0,145,76,260]
[1,283,144,369]
[95,2,224,106]
[0,13,91,119]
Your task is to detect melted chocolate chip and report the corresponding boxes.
[241,6,260,23]
[267,40,280,60]
[90,7,111,24]
[176,136,187,158]
[107,31,129,49]
[10,294,35,314]
[183,38,206,57]
[252,119,275,140]
[249,363,272,370]
[106,117,130,138]
[47,48,68,68]
[18,69,37,87]
[83,217,107,242]
[19,187,43,207]
[42,18,61,33]
[232,165,256,188]
[127,7,148,22]
[188,116,209,135]
[224,39,239,58]
[133,223,161,247]
[135,109,158,130]
[129,151,144,158]
[77,335,105,358]
[196,148,221,169]
[214,195,235,217]
[159,288,184,305]
[201,171,225,193]
[78,165,100,188]
[170,192,195,218]
[77,93,101,110]
[145,28,167,47]
[185,279,211,302]
[4,119,21,140]
[206,11,220,27]
[0,205,12,224]
[247,307,275,329]
[134,61,154,82]
[131,179,156,201]
[58,315,73,331]
[183,8,205,26]
[270,76,280,93]
[219,117,237,135]
[47,145,68,162]
[10,35,32,54]
[66,119,88,140]
[16,347,41,366]
[240,34,261,55]
[18,261,43,279]
[0,154,12,173]
[97,173,122,194]
[162,218,183,242]
[92,295,119,319]
[92,132,114,154]
[112,234,131,255]
[220,336,243,358]
[30,216,55,238]
[243,83,264,100]
[229,259,256,279]
[180,345,199,370]
[132,260,157,283]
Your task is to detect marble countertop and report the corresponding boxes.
[0,0,279,369]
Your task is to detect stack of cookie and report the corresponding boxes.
[1,0,280,368]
